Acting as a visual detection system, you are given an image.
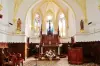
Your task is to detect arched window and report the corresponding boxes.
[59,13,66,37]
[34,13,41,36]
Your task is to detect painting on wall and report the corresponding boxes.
[34,13,41,36]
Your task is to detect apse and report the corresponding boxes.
[25,0,76,41]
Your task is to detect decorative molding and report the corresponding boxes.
[13,0,23,22]
[75,0,87,23]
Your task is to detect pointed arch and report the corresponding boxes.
[45,9,54,34]
[58,11,67,37]
[32,11,42,36]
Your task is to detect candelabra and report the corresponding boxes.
[34,45,39,66]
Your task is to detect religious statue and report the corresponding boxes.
[80,20,84,32]
[71,36,75,44]
[17,18,21,31]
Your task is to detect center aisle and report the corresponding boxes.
[23,57,99,66]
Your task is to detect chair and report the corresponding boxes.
[16,53,23,66]
[3,54,16,66]
[11,55,17,66]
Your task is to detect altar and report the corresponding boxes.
[40,34,61,56]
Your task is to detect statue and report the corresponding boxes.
[80,20,84,32]
[17,18,21,31]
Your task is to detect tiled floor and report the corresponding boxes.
[23,57,99,66]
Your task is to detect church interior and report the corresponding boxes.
[0,0,100,66]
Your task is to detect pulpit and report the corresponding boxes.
[68,47,83,64]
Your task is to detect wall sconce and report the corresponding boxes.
[0,14,3,18]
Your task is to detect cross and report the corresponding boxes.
[47,20,52,35]
[48,20,51,31]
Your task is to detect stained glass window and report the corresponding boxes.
[34,13,41,36]
[59,13,66,37]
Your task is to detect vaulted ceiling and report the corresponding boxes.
[31,0,69,18]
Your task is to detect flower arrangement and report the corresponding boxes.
[45,50,55,60]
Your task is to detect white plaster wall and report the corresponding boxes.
[0,0,8,42]
[76,0,100,42]
[87,0,100,34]
[60,38,71,43]
[87,0,100,36]
[76,34,89,42]
[87,0,100,41]
[63,0,84,33]
[68,9,76,37]
[25,10,31,37]
[30,38,40,43]
[7,0,14,24]
[87,0,100,24]
[6,0,25,42]
[7,35,25,42]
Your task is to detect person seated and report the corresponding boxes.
[16,53,23,66]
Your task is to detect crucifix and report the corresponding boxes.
[48,20,51,32]
[47,20,52,35]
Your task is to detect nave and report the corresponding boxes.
[23,57,99,66]
[1,0,100,66]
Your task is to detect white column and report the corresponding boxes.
[58,47,60,55]
[41,47,43,54]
